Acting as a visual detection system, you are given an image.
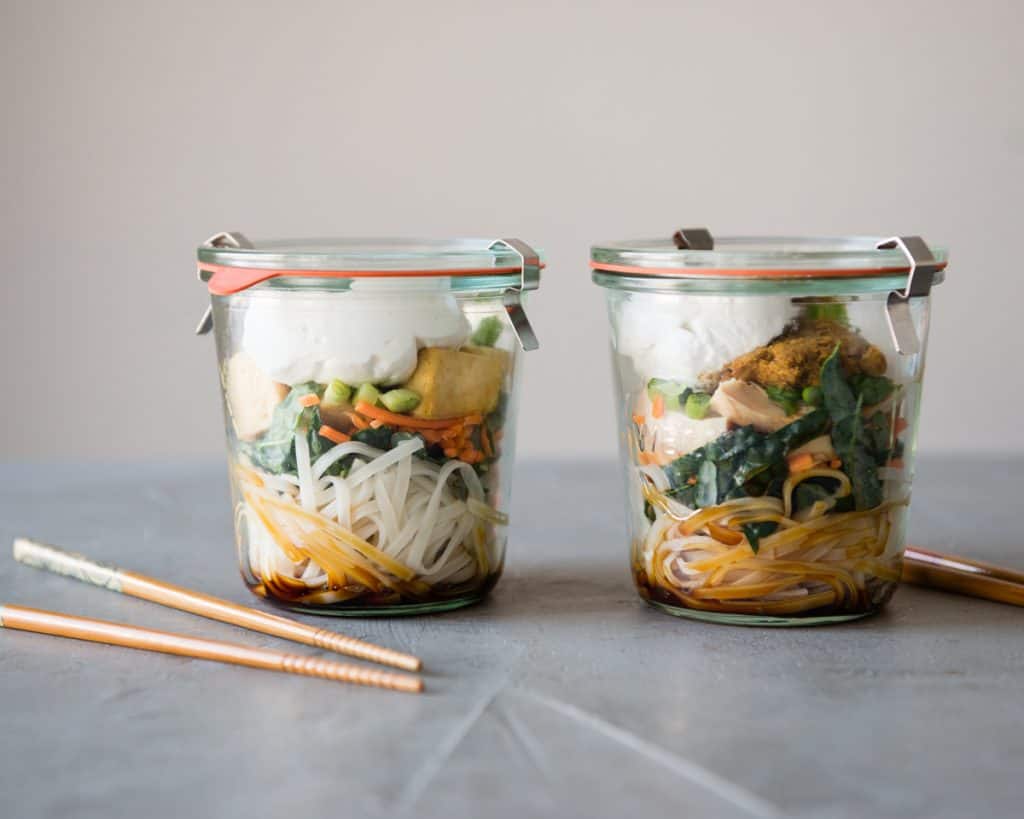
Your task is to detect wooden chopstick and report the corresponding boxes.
[902,546,1024,608]
[12,538,421,672]
[0,603,422,693]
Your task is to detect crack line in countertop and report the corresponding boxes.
[494,697,555,789]
[393,673,512,815]
[515,689,781,818]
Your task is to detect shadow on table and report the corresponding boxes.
[477,555,646,622]
[854,583,1024,632]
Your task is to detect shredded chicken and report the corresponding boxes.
[709,379,793,433]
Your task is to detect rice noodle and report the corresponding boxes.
[635,464,908,616]
[236,433,503,604]
[293,433,316,511]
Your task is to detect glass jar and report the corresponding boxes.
[592,232,947,625]
[196,235,541,615]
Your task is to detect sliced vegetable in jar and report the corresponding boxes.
[765,385,801,415]
[684,391,712,419]
[802,386,823,406]
[647,378,690,411]
[323,379,352,407]
[380,388,422,413]
[470,315,504,347]
[354,383,381,407]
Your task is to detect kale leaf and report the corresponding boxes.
[849,373,896,407]
[663,409,829,508]
[793,480,833,514]
[742,521,778,554]
[352,426,394,450]
[820,348,883,510]
[242,382,324,474]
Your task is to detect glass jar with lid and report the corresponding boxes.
[592,230,946,625]
[197,234,541,615]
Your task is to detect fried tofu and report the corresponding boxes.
[222,352,289,440]
[404,346,509,419]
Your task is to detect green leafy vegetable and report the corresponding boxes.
[792,481,833,514]
[742,522,777,554]
[470,316,504,347]
[820,348,883,510]
[850,374,895,406]
[663,409,829,508]
[352,426,393,450]
[242,383,326,474]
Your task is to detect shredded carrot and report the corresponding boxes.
[354,401,464,430]
[888,458,905,469]
[707,521,744,546]
[298,393,320,408]
[787,452,816,473]
[481,424,493,458]
[829,458,842,469]
[318,424,350,445]
[419,429,444,445]
[369,419,385,429]
[443,447,458,458]
[464,414,483,426]
[894,417,909,434]
[632,413,646,426]
[651,394,665,419]
[346,411,369,431]
[639,450,671,466]
[440,427,462,441]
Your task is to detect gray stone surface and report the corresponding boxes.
[1,458,1022,819]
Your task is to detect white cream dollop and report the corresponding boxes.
[241,281,470,386]
[616,294,797,385]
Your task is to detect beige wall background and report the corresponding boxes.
[2,0,1022,460]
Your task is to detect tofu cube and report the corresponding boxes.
[404,346,509,419]
[222,352,289,440]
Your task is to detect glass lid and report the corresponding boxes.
[591,235,948,282]
[198,235,544,296]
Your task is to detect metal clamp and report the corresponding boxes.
[877,236,941,356]
[672,227,714,250]
[195,231,253,335]
[489,238,540,351]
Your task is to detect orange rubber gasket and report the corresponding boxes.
[589,261,947,278]
[200,261,545,295]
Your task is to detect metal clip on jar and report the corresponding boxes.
[196,236,542,615]
[592,230,947,625]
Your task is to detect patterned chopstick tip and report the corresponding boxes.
[280,655,424,693]
[312,628,422,672]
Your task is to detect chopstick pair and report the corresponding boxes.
[6,538,423,693]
